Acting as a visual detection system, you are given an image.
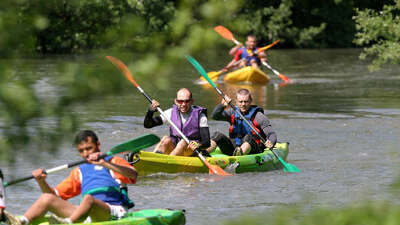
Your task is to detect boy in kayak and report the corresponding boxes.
[223,34,267,72]
[207,89,277,156]
[143,88,211,156]
[3,130,137,225]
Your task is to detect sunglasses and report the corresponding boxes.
[176,99,191,104]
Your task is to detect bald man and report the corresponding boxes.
[143,88,211,157]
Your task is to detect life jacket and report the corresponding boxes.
[80,156,134,208]
[169,104,207,142]
[238,47,261,65]
[229,106,265,146]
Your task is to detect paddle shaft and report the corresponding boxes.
[262,61,279,77]
[3,154,109,187]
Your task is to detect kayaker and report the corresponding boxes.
[143,88,211,156]
[207,88,277,156]
[223,34,267,71]
[3,130,137,225]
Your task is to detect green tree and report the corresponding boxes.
[353,0,400,71]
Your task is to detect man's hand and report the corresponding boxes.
[187,141,199,152]
[87,152,105,166]
[32,168,47,182]
[222,95,231,107]
[151,100,160,111]
[264,140,273,148]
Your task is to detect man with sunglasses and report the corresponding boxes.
[144,88,210,156]
[207,88,277,156]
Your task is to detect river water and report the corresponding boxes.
[1,49,400,224]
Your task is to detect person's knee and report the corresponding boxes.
[211,132,224,142]
[160,136,172,144]
[81,195,95,205]
[38,193,58,204]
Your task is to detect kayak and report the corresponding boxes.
[223,66,270,83]
[27,209,185,225]
[132,142,289,175]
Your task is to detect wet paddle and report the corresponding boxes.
[2,134,160,187]
[261,61,291,83]
[106,56,232,176]
[214,25,291,83]
[186,56,300,173]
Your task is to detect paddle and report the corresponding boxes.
[214,25,241,45]
[106,56,232,176]
[261,61,291,83]
[186,56,300,173]
[203,41,280,82]
[214,25,291,83]
[2,134,160,187]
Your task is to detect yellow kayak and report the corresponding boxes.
[131,142,289,175]
[223,66,270,83]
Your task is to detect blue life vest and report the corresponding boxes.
[80,156,134,208]
[238,47,261,66]
[229,106,264,146]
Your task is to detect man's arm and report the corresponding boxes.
[198,113,210,148]
[143,106,163,128]
[211,104,232,121]
[254,112,277,147]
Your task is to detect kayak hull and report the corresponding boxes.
[223,66,270,83]
[29,209,185,225]
[133,142,289,176]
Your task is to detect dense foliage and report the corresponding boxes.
[353,0,400,70]
[6,0,394,53]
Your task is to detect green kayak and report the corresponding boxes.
[26,209,185,225]
[131,142,289,175]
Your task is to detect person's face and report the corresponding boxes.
[77,137,100,159]
[174,90,193,113]
[236,94,251,113]
[245,36,257,50]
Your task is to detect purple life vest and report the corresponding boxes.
[169,104,207,142]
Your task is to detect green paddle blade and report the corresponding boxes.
[277,157,300,173]
[106,134,160,155]
[186,55,218,89]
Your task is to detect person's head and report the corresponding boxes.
[245,34,257,50]
[236,88,253,113]
[174,88,193,113]
[74,130,100,159]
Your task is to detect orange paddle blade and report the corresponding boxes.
[278,74,291,83]
[258,40,280,52]
[202,159,232,176]
[214,25,234,41]
[106,56,139,88]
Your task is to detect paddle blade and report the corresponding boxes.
[214,25,234,41]
[258,40,280,52]
[279,157,300,173]
[107,134,160,155]
[208,164,232,176]
[106,56,139,88]
[272,149,300,173]
[186,56,218,89]
[278,74,291,83]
